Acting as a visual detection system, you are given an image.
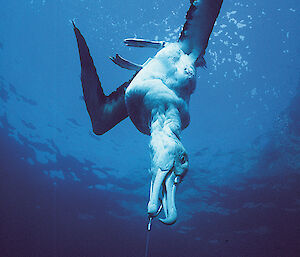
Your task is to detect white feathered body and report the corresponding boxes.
[125,43,196,135]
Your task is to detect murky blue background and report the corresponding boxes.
[0,0,299,256]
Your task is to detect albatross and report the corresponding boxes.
[73,0,223,225]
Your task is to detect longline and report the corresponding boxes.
[144,230,151,257]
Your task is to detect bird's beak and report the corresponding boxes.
[147,167,178,225]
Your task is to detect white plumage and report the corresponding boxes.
[73,0,223,225]
[125,42,196,135]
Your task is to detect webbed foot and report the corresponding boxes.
[109,54,143,71]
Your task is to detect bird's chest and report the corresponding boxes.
[125,78,171,135]
[124,46,196,134]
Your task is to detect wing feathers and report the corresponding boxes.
[179,0,223,58]
[73,22,132,135]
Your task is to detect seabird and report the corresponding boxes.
[73,0,223,225]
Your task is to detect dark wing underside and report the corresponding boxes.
[179,0,223,65]
[73,22,136,135]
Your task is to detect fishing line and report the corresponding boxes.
[144,217,152,257]
[53,182,57,257]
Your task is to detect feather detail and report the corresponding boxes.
[179,0,223,59]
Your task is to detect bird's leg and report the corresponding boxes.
[112,37,165,71]
[124,38,166,49]
[109,54,143,71]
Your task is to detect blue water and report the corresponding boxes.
[0,0,299,256]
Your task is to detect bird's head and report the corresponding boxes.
[148,136,188,225]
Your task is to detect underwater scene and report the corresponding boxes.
[0,0,299,256]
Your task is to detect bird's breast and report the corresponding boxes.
[125,43,196,135]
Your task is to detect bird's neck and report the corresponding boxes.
[150,107,181,140]
[149,108,182,169]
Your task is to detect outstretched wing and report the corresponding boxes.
[179,0,223,66]
[73,22,136,135]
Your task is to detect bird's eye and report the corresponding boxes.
[180,154,187,164]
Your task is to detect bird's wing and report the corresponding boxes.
[179,0,223,66]
[73,22,136,135]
